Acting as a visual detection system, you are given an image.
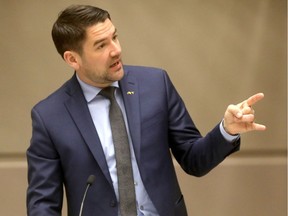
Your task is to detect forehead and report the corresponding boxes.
[85,19,115,41]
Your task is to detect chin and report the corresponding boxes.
[115,68,125,80]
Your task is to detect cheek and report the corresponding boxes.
[83,56,101,69]
[81,51,111,75]
[90,54,109,67]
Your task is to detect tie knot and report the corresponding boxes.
[99,86,116,101]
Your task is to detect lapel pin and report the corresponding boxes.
[127,91,134,95]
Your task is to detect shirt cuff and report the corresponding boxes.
[219,120,240,142]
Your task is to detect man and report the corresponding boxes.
[26,5,266,216]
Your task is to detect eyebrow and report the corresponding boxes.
[93,28,118,47]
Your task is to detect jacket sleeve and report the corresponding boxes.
[26,107,63,216]
[162,70,240,177]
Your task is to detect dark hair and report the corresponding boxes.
[52,5,111,57]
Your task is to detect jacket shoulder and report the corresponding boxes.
[123,65,169,81]
[32,75,78,112]
[124,65,166,73]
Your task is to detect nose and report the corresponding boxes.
[110,41,121,57]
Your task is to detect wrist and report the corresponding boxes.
[221,120,239,137]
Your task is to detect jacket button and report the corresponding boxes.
[110,200,117,207]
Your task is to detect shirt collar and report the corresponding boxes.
[76,74,119,103]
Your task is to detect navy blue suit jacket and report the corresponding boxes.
[27,65,240,216]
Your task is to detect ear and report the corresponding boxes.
[63,51,81,70]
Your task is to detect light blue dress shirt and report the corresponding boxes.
[77,76,158,216]
[76,75,238,216]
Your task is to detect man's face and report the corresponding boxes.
[74,19,123,87]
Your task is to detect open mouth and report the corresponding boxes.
[110,61,120,68]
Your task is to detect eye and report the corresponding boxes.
[113,34,118,41]
[97,43,106,49]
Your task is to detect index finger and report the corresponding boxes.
[246,93,265,107]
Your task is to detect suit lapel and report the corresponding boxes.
[119,69,142,160]
[63,70,142,183]
[64,75,113,184]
